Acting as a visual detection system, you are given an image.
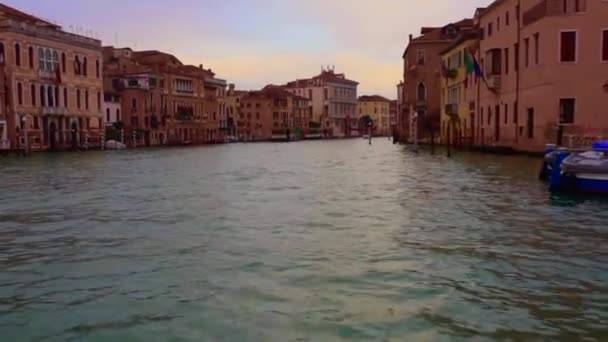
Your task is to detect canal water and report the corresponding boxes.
[0,139,607,341]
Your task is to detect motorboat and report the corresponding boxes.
[541,141,608,193]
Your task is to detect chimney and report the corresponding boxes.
[409,34,413,42]
[229,83,235,91]
[199,64,203,69]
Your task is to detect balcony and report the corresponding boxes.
[42,106,68,115]
[486,75,501,91]
[175,113,194,121]
[38,69,57,81]
[445,103,458,116]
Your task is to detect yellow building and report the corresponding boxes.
[357,95,391,136]
[439,33,478,146]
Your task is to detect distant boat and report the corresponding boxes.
[541,141,608,194]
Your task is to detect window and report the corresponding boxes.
[75,56,81,75]
[61,53,66,72]
[0,43,4,64]
[514,43,519,71]
[504,104,508,124]
[28,46,33,68]
[83,57,88,76]
[131,98,137,109]
[85,90,89,109]
[417,83,426,102]
[34,117,39,130]
[106,108,110,122]
[488,107,492,125]
[52,51,59,71]
[17,82,23,105]
[29,84,36,106]
[560,31,577,62]
[524,38,530,67]
[96,60,100,78]
[55,87,59,107]
[602,29,608,61]
[45,49,52,71]
[14,43,20,66]
[504,48,509,74]
[417,49,426,65]
[488,23,493,37]
[256,112,260,120]
[534,33,540,65]
[513,101,518,124]
[481,28,485,40]
[506,11,510,26]
[527,108,534,138]
[559,98,575,124]
[47,86,53,107]
[77,89,81,108]
[63,88,68,107]
[40,85,45,106]
[497,17,500,31]
[116,109,121,122]
[308,89,312,99]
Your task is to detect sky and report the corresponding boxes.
[7,0,490,98]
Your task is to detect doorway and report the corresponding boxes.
[71,122,78,149]
[49,122,57,150]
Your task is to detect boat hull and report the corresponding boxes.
[559,175,608,194]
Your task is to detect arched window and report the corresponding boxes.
[52,51,59,71]
[417,82,426,102]
[47,86,53,107]
[28,46,33,68]
[31,84,36,106]
[14,43,21,66]
[76,89,81,108]
[74,56,81,75]
[55,87,59,107]
[85,90,89,109]
[63,88,68,107]
[61,52,66,72]
[96,59,100,78]
[0,42,5,64]
[97,91,101,110]
[17,82,23,105]
[40,85,46,106]
[38,47,44,69]
[44,49,52,71]
[83,57,88,76]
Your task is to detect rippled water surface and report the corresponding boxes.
[1,139,607,341]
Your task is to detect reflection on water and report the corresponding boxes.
[0,140,607,341]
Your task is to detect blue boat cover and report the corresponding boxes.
[592,141,608,151]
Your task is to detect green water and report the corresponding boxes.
[0,140,607,341]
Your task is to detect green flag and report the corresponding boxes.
[464,52,475,75]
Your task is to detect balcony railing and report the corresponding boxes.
[486,75,502,91]
[445,103,458,116]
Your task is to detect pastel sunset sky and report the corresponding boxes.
[7,0,490,98]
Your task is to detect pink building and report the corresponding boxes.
[475,0,608,152]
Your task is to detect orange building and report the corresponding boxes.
[103,47,226,146]
[0,3,104,152]
[238,86,310,141]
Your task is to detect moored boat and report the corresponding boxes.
[541,141,608,194]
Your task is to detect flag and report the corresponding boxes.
[464,52,475,75]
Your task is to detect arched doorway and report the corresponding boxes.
[71,122,78,149]
[49,122,57,150]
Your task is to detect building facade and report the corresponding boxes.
[0,4,104,152]
[473,0,608,152]
[103,47,226,147]
[400,19,475,143]
[439,33,478,146]
[284,68,358,138]
[358,95,391,136]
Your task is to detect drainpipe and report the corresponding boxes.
[515,0,521,144]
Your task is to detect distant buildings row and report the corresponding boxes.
[0,4,396,153]
[396,0,608,153]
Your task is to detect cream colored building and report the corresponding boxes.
[0,3,103,152]
[358,95,391,136]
